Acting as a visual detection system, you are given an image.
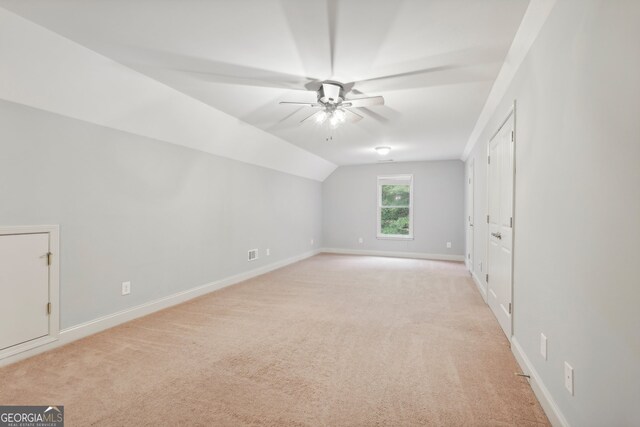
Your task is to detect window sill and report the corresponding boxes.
[376,235,414,241]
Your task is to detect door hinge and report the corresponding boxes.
[468,253,470,259]
[510,217,513,228]
[486,215,490,223]
[508,303,512,314]
[511,130,514,142]
[486,274,489,283]
[47,302,51,315]
[487,155,491,164]
[46,252,52,266]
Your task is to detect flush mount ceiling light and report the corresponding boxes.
[375,146,391,156]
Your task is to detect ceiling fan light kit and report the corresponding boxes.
[280,81,384,128]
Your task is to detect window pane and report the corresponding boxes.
[381,184,410,206]
[380,207,410,235]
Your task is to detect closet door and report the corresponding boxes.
[487,111,515,339]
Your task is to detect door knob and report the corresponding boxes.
[491,232,502,239]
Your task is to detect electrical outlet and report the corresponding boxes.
[564,362,574,395]
[358,237,363,244]
[446,242,452,248]
[266,248,270,256]
[310,238,314,245]
[121,281,131,296]
[540,333,547,360]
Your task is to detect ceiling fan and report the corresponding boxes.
[279,81,384,127]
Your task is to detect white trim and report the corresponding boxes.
[321,248,464,262]
[376,236,414,241]
[471,270,487,303]
[376,174,414,239]
[0,225,60,360]
[489,104,516,143]
[0,249,319,367]
[461,0,557,160]
[511,337,570,427]
[0,225,58,235]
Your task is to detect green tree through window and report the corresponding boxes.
[378,176,413,238]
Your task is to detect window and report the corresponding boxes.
[377,174,413,239]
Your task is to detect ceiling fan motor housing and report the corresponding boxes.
[318,82,345,105]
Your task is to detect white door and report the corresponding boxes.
[0,233,50,350]
[487,112,515,338]
[467,160,475,271]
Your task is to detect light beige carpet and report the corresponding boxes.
[0,254,549,426]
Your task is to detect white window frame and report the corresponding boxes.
[377,174,414,240]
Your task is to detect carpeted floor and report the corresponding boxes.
[0,254,549,426]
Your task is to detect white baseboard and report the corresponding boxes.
[471,270,488,303]
[320,247,465,262]
[0,249,319,367]
[511,337,570,427]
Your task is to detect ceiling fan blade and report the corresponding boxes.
[327,0,338,76]
[280,1,334,78]
[352,64,498,93]
[342,96,384,108]
[351,47,505,90]
[358,107,390,123]
[344,109,363,123]
[300,110,324,123]
[358,65,453,84]
[279,101,321,107]
[118,46,319,91]
[266,106,307,131]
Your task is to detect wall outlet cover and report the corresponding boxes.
[358,237,363,244]
[266,248,270,256]
[446,242,452,248]
[564,362,574,395]
[121,281,131,296]
[540,333,547,360]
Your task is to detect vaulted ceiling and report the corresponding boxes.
[0,0,529,166]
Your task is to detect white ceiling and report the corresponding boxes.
[0,0,529,166]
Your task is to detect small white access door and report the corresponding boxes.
[0,232,53,352]
[487,110,515,339]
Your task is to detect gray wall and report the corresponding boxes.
[0,99,322,329]
[465,1,640,425]
[323,161,465,257]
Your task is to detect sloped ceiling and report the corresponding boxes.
[0,0,529,176]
